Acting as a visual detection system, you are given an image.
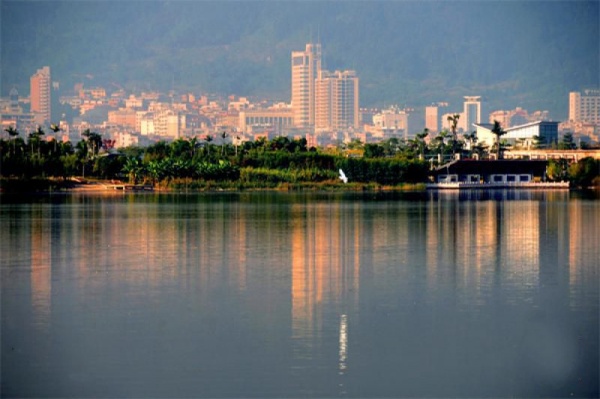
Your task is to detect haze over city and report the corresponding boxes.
[1,0,598,120]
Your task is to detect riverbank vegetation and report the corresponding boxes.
[1,129,431,192]
[1,128,598,192]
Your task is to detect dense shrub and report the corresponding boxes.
[568,157,600,188]
[336,158,429,184]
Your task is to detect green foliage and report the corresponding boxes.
[568,157,600,188]
[364,143,385,158]
[547,159,569,181]
[1,134,434,190]
[240,150,336,170]
[491,120,507,159]
[558,132,577,150]
[336,157,429,185]
[240,167,336,185]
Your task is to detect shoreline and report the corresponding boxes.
[0,177,429,194]
[2,177,598,194]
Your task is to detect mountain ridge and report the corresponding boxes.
[1,1,598,119]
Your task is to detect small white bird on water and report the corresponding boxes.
[339,169,348,184]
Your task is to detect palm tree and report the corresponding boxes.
[29,126,45,158]
[220,131,228,156]
[463,131,477,158]
[4,126,19,155]
[123,157,142,184]
[410,128,429,160]
[433,130,450,163]
[82,129,102,158]
[490,120,507,159]
[188,137,199,159]
[205,134,213,156]
[447,114,460,157]
[75,139,89,177]
[50,124,61,153]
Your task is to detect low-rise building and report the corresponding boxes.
[432,159,549,184]
[239,109,294,134]
[474,121,558,149]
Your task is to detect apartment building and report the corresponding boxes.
[569,89,600,124]
[425,106,439,133]
[315,70,359,132]
[108,108,137,129]
[30,66,51,125]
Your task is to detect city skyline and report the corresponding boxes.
[2,61,599,148]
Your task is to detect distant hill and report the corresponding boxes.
[1,1,598,120]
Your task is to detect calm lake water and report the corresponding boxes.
[1,190,598,398]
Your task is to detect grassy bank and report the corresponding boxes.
[0,176,428,193]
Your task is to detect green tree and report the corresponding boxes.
[463,130,478,158]
[60,153,79,179]
[205,134,213,156]
[189,137,199,159]
[490,120,507,159]
[123,156,142,184]
[220,131,228,156]
[347,138,363,150]
[447,114,460,156]
[568,157,600,188]
[432,130,450,163]
[532,135,546,149]
[82,129,103,158]
[170,138,192,159]
[75,139,89,177]
[364,143,385,158]
[28,126,45,158]
[49,123,62,153]
[558,132,577,150]
[4,125,19,155]
[410,129,429,160]
[547,159,569,181]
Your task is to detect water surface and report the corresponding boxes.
[1,191,598,397]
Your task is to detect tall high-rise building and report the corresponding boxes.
[315,70,359,132]
[30,66,51,125]
[291,43,321,129]
[425,106,439,133]
[463,96,481,132]
[569,89,600,123]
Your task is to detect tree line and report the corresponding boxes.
[1,125,598,190]
[1,128,432,189]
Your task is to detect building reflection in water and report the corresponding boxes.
[567,196,599,310]
[6,191,597,397]
[423,190,578,310]
[290,201,360,374]
[30,205,51,331]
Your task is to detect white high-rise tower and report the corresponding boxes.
[291,43,322,129]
